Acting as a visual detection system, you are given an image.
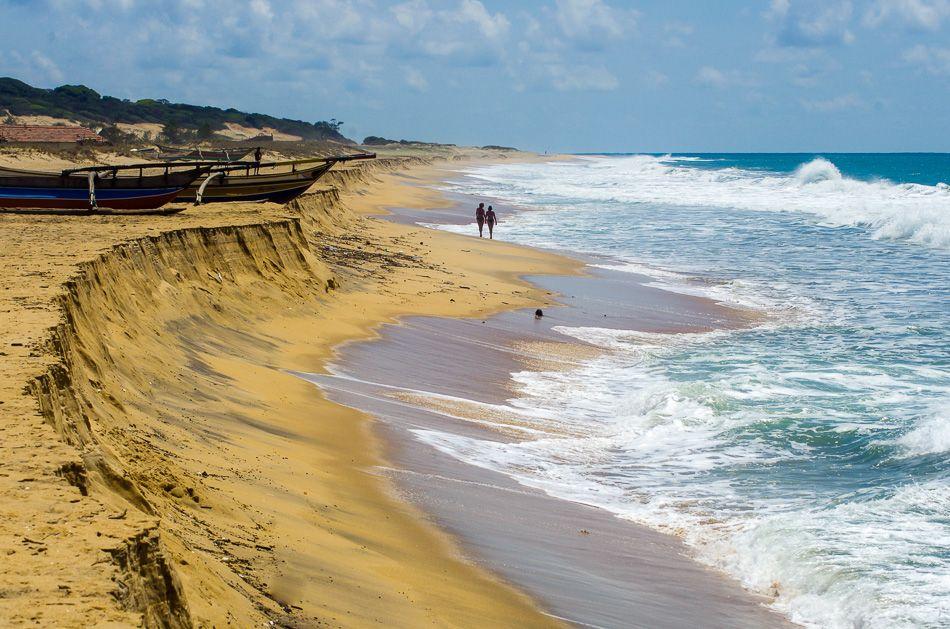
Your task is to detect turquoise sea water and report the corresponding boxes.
[424,154,950,628]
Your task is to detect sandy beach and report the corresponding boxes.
[0,146,791,627]
[312,166,795,628]
[0,147,574,626]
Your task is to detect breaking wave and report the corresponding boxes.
[896,399,950,457]
[457,155,950,250]
[794,157,842,184]
[430,153,950,628]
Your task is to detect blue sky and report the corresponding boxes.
[1,0,948,151]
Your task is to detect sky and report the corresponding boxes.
[0,0,948,152]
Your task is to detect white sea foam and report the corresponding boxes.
[794,157,842,184]
[896,399,950,457]
[407,317,950,628]
[412,366,950,628]
[591,260,822,318]
[419,154,950,628]
[726,481,950,629]
[452,155,950,250]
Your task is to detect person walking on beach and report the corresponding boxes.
[475,202,486,237]
[486,205,497,239]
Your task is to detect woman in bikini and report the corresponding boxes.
[475,202,486,237]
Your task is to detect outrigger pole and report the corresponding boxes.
[60,161,260,177]
[62,153,375,177]
[60,161,259,211]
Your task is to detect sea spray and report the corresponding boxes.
[793,156,842,184]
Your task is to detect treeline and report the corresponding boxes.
[0,78,351,143]
[362,135,456,147]
[362,136,516,151]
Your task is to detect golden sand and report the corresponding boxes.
[0,148,579,626]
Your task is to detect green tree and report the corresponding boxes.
[162,119,181,143]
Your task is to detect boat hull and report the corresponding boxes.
[0,186,185,210]
[176,162,333,204]
[0,166,203,211]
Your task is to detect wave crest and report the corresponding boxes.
[897,401,950,457]
[459,154,950,250]
[794,157,842,184]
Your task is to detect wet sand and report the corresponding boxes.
[304,180,795,627]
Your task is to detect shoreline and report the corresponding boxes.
[315,161,798,627]
[0,148,574,626]
[0,146,793,627]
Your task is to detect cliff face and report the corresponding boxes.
[29,218,306,626]
[31,219,333,626]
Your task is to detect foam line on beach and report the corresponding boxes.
[306,371,561,437]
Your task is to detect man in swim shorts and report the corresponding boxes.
[486,205,497,239]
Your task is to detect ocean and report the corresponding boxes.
[423,154,950,628]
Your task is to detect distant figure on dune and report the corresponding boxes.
[475,202,486,237]
[486,205,497,239]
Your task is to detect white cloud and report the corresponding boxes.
[30,51,65,83]
[548,64,619,91]
[767,0,792,18]
[800,93,864,111]
[503,1,636,92]
[863,0,950,30]
[454,0,509,42]
[2,0,641,99]
[766,0,856,48]
[695,66,753,88]
[645,70,669,87]
[663,21,694,47]
[388,0,510,66]
[754,45,823,63]
[249,0,273,21]
[790,63,822,86]
[902,44,950,74]
[405,67,428,91]
[553,0,638,50]
[390,0,433,32]
[0,50,65,85]
[83,0,136,9]
[696,66,728,87]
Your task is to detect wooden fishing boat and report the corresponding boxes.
[0,162,215,212]
[178,153,376,205]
